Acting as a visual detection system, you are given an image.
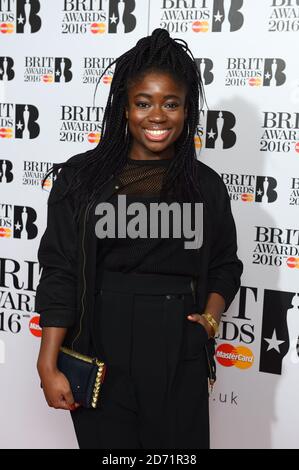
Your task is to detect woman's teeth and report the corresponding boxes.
[145,129,169,135]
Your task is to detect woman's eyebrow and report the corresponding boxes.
[134,93,181,99]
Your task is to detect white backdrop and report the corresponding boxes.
[1,0,299,449]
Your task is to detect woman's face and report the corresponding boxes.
[125,71,188,160]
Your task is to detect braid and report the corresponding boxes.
[41,28,208,221]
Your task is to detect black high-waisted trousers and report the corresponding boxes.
[70,270,210,449]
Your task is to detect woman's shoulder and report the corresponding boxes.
[58,149,92,173]
[48,150,92,203]
[194,158,227,196]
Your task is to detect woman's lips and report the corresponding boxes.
[143,128,172,141]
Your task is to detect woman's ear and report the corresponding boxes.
[125,108,128,119]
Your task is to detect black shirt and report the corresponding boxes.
[96,156,201,276]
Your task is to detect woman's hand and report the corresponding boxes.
[38,366,81,411]
[187,313,214,339]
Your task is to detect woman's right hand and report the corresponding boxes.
[38,367,81,411]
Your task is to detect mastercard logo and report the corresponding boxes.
[90,23,106,34]
[241,193,254,202]
[42,74,54,83]
[295,142,299,153]
[194,135,202,150]
[0,128,13,139]
[29,316,42,338]
[216,343,254,369]
[192,21,209,33]
[88,132,101,144]
[286,257,299,269]
[0,23,14,34]
[42,178,52,189]
[0,227,11,238]
[248,77,262,87]
[102,75,112,85]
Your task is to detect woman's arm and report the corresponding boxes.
[35,163,80,409]
[37,326,67,373]
[188,292,225,338]
[36,327,80,410]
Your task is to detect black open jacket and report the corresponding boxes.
[35,151,243,384]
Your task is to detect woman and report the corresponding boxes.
[35,28,243,449]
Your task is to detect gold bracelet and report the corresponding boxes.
[202,312,219,337]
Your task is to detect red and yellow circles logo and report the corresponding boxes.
[0,23,14,34]
[88,132,101,144]
[0,128,13,139]
[287,257,299,269]
[42,74,54,83]
[102,75,112,85]
[192,21,209,33]
[0,227,12,238]
[194,135,202,150]
[216,343,254,369]
[90,23,106,34]
[29,316,42,338]
[295,142,299,153]
[248,77,262,87]
[241,193,254,202]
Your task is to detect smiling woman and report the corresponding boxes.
[125,73,187,154]
[35,28,243,450]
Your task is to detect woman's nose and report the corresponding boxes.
[148,109,167,122]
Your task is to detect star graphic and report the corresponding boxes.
[55,70,61,76]
[15,222,22,230]
[208,129,216,139]
[264,72,271,80]
[17,14,25,24]
[110,13,118,24]
[264,329,285,353]
[16,121,23,130]
[214,11,223,22]
[257,189,263,196]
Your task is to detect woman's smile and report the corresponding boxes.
[143,128,172,141]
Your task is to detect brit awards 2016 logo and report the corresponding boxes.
[0,159,13,183]
[196,109,237,150]
[59,104,103,144]
[0,204,38,239]
[260,111,299,154]
[82,57,115,85]
[195,57,214,85]
[225,58,287,87]
[253,226,299,269]
[215,286,299,376]
[61,0,136,35]
[289,178,299,205]
[0,0,41,34]
[0,57,14,81]
[268,0,299,33]
[221,174,278,202]
[160,0,244,34]
[22,160,58,189]
[24,57,73,84]
[0,103,40,139]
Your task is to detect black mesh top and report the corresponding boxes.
[96,156,201,276]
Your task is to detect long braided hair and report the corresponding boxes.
[41,28,208,223]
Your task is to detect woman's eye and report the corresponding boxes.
[135,102,179,108]
[166,103,179,108]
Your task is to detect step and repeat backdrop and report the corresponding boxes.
[0,0,299,449]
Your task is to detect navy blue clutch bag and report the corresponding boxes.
[57,347,106,408]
